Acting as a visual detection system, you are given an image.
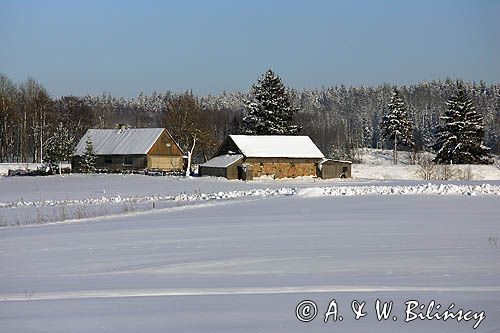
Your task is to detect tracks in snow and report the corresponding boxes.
[2,285,500,302]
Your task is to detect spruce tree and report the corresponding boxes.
[81,136,97,173]
[45,123,75,174]
[433,85,491,164]
[380,89,414,164]
[242,69,300,135]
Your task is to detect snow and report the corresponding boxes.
[1,152,499,331]
[199,154,243,167]
[229,135,325,158]
[0,187,499,332]
[320,158,352,164]
[0,163,43,176]
[1,174,498,227]
[353,149,500,180]
[74,128,165,155]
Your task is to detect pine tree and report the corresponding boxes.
[81,135,97,173]
[45,122,75,174]
[242,69,300,135]
[380,89,414,164]
[433,85,491,164]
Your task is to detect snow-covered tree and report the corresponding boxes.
[81,135,97,173]
[242,69,300,135]
[45,123,75,174]
[380,89,414,164]
[433,85,491,164]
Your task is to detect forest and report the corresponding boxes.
[0,73,498,164]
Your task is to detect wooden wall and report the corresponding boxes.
[199,161,240,179]
[215,137,240,156]
[319,161,352,178]
[146,130,183,171]
[72,155,148,171]
[147,155,183,170]
[148,130,183,156]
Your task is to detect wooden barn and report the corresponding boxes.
[72,127,184,172]
[199,135,351,180]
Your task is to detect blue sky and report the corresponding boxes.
[1,0,499,97]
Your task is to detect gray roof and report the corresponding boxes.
[200,154,243,168]
[75,128,165,155]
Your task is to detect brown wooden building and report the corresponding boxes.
[72,127,184,171]
[199,135,351,180]
[317,159,352,178]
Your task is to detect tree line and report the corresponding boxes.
[1,72,498,166]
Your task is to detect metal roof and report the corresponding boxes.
[74,128,165,155]
[200,154,244,168]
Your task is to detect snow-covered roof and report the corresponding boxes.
[319,158,352,164]
[200,154,244,168]
[74,128,165,155]
[228,135,325,159]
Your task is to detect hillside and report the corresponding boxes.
[353,149,500,180]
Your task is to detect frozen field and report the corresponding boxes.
[0,175,499,332]
[1,174,499,226]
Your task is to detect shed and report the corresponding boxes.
[72,127,184,172]
[317,159,352,179]
[198,154,243,179]
[199,135,329,179]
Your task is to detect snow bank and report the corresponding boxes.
[0,163,43,176]
[0,187,296,210]
[298,183,500,198]
[3,183,497,210]
[1,182,498,226]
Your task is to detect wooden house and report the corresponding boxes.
[199,135,351,180]
[72,127,184,172]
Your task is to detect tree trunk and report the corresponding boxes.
[185,135,197,177]
[393,135,398,165]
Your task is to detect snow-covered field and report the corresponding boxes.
[1,185,499,332]
[1,169,499,332]
[0,174,499,226]
[353,149,500,180]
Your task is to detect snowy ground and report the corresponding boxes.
[353,148,500,180]
[1,158,499,332]
[0,163,43,176]
[1,190,499,332]
[0,174,499,226]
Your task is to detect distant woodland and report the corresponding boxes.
[1,73,498,163]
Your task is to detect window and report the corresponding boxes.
[123,155,133,166]
[104,156,112,164]
[162,138,173,155]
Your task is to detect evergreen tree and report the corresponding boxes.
[81,135,97,173]
[242,69,300,135]
[433,85,491,164]
[45,123,75,174]
[380,89,414,164]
